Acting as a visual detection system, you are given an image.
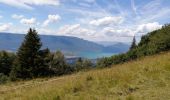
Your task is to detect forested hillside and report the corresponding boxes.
[97,24,170,67]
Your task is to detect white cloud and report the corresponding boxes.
[12,14,24,19]
[0,23,12,31]
[20,18,36,25]
[57,24,95,36]
[58,24,80,34]
[37,24,96,40]
[99,22,162,41]
[102,27,134,37]
[90,16,124,26]
[23,0,60,6]
[42,14,61,27]
[38,28,56,35]
[0,0,60,10]
[136,22,162,34]
[0,0,168,43]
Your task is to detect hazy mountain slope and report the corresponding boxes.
[0,33,103,52]
[1,51,170,100]
[0,33,129,57]
[97,41,130,46]
[103,43,130,53]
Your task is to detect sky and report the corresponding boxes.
[0,0,170,43]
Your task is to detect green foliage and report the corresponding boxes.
[75,58,93,71]
[130,36,137,50]
[8,28,78,80]
[34,48,52,77]
[97,24,170,67]
[97,57,113,68]
[10,28,48,79]
[50,51,69,75]
[2,52,170,99]
[9,65,18,81]
[2,23,170,81]
[0,73,8,84]
[82,59,93,70]
[0,51,15,76]
[74,58,83,72]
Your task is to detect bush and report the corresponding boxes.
[0,51,15,76]
[0,73,8,84]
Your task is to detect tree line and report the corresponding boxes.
[0,28,93,83]
[97,24,170,68]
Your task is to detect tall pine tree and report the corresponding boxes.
[11,28,42,79]
[130,36,137,50]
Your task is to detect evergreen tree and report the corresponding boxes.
[34,48,51,77]
[11,28,42,79]
[130,36,137,50]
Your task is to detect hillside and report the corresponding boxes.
[1,51,170,100]
[97,24,170,67]
[0,33,129,58]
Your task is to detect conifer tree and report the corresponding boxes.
[34,48,51,77]
[130,36,137,50]
[11,28,42,79]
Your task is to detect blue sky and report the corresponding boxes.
[0,0,170,43]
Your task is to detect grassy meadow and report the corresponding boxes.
[1,52,170,100]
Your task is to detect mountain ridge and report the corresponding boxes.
[0,32,129,58]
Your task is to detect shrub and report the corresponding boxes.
[0,73,8,84]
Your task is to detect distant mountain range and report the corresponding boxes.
[97,41,130,46]
[0,32,130,58]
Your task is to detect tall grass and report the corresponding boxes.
[1,52,170,100]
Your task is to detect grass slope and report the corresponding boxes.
[1,52,170,100]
